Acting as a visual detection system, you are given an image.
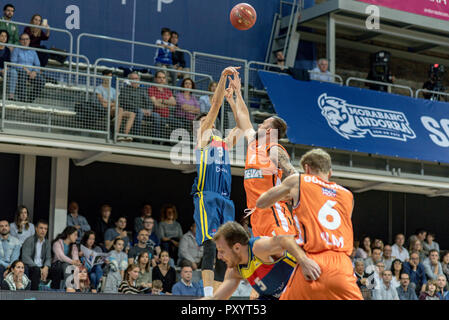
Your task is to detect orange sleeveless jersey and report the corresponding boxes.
[293,174,354,256]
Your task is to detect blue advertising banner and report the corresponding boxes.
[258,71,449,164]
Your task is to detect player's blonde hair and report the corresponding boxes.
[213,221,250,248]
[300,148,332,174]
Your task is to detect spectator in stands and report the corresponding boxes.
[371,238,384,252]
[141,216,161,266]
[136,251,152,291]
[92,204,114,250]
[96,69,136,142]
[24,14,50,67]
[0,29,11,75]
[1,260,31,290]
[391,233,409,262]
[310,58,333,82]
[128,229,152,265]
[355,235,371,259]
[66,265,96,293]
[10,205,35,244]
[67,201,91,243]
[9,33,46,103]
[436,274,448,299]
[79,231,104,290]
[104,215,130,252]
[134,204,160,239]
[409,239,426,264]
[269,50,289,74]
[354,259,371,299]
[199,81,218,113]
[49,226,81,290]
[372,270,399,300]
[170,31,188,81]
[408,228,427,249]
[178,222,203,270]
[175,78,200,131]
[148,70,177,131]
[0,4,19,45]
[102,238,128,293]
[119,72,162,139]
[442,251,449,281]
[152,250,176,294]
[0,220,21,282]
[159,204,183,261]
[119,263,142,294]
[423,232,440,255]
[423,249,444,281]
[419,280,439,300]
[154,27,177,86]
[383,244,394,270]
[364,246,383,267]
[21,220,51,290]
[390,259,403,289]
[403,252,427,294]
[151,279,164,295]
[371,261,385,290]
[396,273,418,300]
[172,261,203,297]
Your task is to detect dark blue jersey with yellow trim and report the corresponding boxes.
[237,237,296,299]
[192,135,232,198]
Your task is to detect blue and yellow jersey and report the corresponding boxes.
[237,237,296,299]
[192,135,232,198]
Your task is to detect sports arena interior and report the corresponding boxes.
[0,0,449,300]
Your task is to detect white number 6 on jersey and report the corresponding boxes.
[318,200,341,230]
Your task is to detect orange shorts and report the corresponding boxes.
[280,250,363,300]
[250,204,297,237]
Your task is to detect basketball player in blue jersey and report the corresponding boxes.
[203,221,321,300]
[192,66,243,298]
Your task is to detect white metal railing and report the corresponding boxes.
[309,70,343,84]
[346,77,414,97]
[415,88,449,101]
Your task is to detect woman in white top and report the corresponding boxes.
[355,236,372,260]
[390,259,403,289]
[10,205,35,244]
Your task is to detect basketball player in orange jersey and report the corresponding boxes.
[256,148,363,300]
[226,73,297,237]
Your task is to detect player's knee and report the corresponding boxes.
[201,239,216,271]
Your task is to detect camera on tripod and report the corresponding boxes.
[423,64,446,101]
[367,51,393,92]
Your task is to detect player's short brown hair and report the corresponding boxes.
[270,116,287,139]
[300,148,332,174]
[213,221,250,248]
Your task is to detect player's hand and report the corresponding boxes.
[299,257,321,281]
[224,86,234,103]
[222,66,240,77]
[228,72,242,92]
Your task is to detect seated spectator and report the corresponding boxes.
[396,273,418,300]
[355,235,371,260]
[66,265,96,293]
[408,228,427,249]
[172,262,203,297]
[442,251,449,281]
[269,50,290,74]
[49,226,81,290]
[148,70,177,131]
[354,259,372,300]
[390,259,403,289]
[134,204,160,239]
[371,238,384,252]
[119,72,162,139]
[21,220,51,290]
[178,222,203,270]
[371,261,386,290]
[419,280,440,300]
[128,229,152,265]
[10,205,35,244]
[119,263,143,294]
[141,216,161,265]
[151,279,164,295]
[175,78,200,131]
[372,270,399,300]
[152,250,176,294]
[309,58,333,82]
[104,215,130,252]
[9,33,45,102]
[0,220,21,282]
[24,14,50,67]
[423,232,440,255]
[364,247,383,267]
[1,260,31,290]
[409,239,426,263]
[199,81,218,113]
[136,251,152,291]
[423,249,444,281]
[0,29,11,76]
[158,204,183,261]
[79,231,104,290]
[436,274,448,300]
[96,69,136,141]
[154,27,177,86]
[170,31,188,81]
[92,204,114,250]
[0,4,19,45]
[391,233,409,262]
[102,238,128,293]
[383,244,394,270]
[403,252,427,294]
[66,201,90,243]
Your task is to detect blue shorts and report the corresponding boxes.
[193,191,235,246]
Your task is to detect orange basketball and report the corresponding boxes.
[230,3,257,31]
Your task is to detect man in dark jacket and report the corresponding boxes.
[119,72,162,138]
[21,220,52,290]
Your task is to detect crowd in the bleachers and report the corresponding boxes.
[351,230,449,300]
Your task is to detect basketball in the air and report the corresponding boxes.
[230,3,257,30]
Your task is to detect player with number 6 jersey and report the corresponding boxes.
[256,148,363,300]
